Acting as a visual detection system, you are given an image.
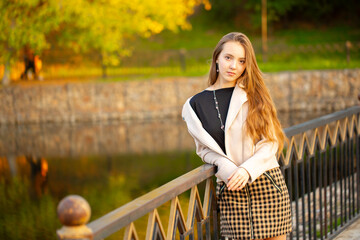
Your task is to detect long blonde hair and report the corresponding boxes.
[208,32,286,153]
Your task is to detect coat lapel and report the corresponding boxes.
[224,83,248,133]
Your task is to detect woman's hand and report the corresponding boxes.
[227,167,250,191]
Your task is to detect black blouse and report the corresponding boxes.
[190,87,235,154]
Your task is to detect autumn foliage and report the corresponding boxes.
[0,0,211,84]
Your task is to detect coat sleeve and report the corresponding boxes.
[182,98,238,183]
[239,139,279,183]
[191,133,239,183]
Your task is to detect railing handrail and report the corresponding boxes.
[283,106,360,137]
[87,164,216,239]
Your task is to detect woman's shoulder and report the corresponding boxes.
[182,90,209,120]
[190,90,212,106]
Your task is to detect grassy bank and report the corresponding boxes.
[35,22,360,81]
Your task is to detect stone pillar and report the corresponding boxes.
[57,195,93,240]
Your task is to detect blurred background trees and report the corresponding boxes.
[197,0,359,30]
[0,0,65,84]
[0,0,211,84]
[0,0,359,84]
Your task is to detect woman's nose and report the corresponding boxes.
[230,60,236,69]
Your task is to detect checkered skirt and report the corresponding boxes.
[216,167,292,240]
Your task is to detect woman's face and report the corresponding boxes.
[216,41,246,88]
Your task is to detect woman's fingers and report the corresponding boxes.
[227,168,249,191]
[227,174,243,190]
[227,172,240,189]
[236,178,247,190]
[228,176,246,190]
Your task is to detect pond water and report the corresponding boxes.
[0,110,333,240]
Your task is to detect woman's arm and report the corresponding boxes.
[224,138,278,190]
[240,139,279,183]
[182,98,239,183]
[192,134,239,183]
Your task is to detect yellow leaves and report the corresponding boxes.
[140,19,165,38]
[0,0,212,67]
[77,0,211,64]
[203,0,211,10]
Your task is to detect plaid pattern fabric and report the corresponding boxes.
[216,167,292,240]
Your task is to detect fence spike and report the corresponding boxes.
[146,208,166,240]
[124,223,139,240]
[186,185,204,229]
[167,197,187,240]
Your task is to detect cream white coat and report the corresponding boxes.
[182,82,279,183]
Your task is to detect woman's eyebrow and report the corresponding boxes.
[225,53,245,59]
[224,52,245,59]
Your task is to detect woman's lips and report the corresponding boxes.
[227,72,236,76]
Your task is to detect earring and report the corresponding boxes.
[216,63,219,72]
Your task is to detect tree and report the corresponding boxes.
[199,0,359,31]
[0,0,211,84]
[0,0,65,84]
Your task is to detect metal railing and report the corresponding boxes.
[280,106,360,240]
[56,106,360,240]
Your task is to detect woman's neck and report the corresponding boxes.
[210,81,236,90]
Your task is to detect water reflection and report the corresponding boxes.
[0,110,330,158]
[0,109,333,240]
[0,118,194,158]
[27,156,48,198]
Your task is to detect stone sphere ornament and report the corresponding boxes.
[57,195,91,226]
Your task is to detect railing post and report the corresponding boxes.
[56,195,93,240]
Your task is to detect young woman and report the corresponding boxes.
[182,32,292,240]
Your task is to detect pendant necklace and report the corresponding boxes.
[213,90,225,131]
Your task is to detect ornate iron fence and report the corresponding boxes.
[280,106,360,240]
[56,106,360,240]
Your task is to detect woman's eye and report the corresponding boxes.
[225,56,230,60]
[240,60,245,64]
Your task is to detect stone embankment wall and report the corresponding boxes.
[266,69,360,112]
[0,69,359,124]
